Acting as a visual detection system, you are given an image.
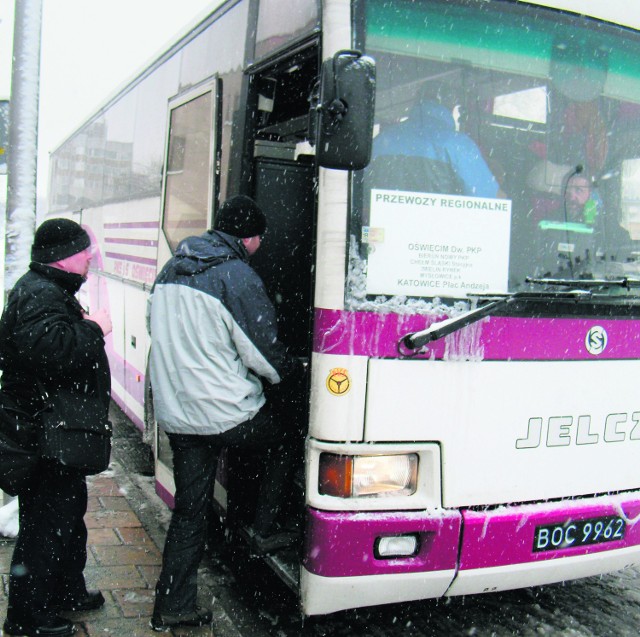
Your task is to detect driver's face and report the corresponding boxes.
[566,177,591,219]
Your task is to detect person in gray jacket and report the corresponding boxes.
[147,195,303,632]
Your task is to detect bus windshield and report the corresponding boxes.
[351,0,640,311]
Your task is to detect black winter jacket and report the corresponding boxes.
[0,263,111,417]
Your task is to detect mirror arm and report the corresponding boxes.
[314,48,376,170]
[320,50,364,133]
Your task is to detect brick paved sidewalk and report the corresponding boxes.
[0,465,228,637]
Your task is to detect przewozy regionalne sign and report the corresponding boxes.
[364,189,512,298]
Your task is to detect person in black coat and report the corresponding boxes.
[0,219,112,637]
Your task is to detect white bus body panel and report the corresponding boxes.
[309,352,368,441]
[322,0,351,61]
[300,567,456,616]
[314,169,349,311]
[365,358,640,508]
[80,198,160,427]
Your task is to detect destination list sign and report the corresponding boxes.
[365,189,512,298]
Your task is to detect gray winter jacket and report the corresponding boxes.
[147,230,295,435]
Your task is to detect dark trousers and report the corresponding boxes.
[154,404,298,614]
[7,463,88,623]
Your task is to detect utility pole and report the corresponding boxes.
[4,0,42,294]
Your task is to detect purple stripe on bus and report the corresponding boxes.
[111,392,144,431]
[155,480,175,509]
[105,340,170,509]
[104,222,159,229]
[313,308,432,358]
[125,373,146,409]
[313,308,640,360]
[105,237,158,247]
[105,347,145,430]
[302,508,461,577]
[459,497,640,569]
[108,349,125,383]
[105,252,157,266]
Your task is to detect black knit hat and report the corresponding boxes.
[31,218,91,263]
[214,195,266,238]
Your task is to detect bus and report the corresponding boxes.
[48,0,640,616]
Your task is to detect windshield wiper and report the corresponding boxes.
[400,277,640,352]
[399,289,591,351]
[526,276,640,290]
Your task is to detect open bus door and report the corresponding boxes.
[218,51,318,588]
[251,158,315,357]
[221,156,315,585]
[218,45,378,591]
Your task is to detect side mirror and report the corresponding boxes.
[313,50,376,171]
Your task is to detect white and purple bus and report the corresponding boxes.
[48,0,640,616]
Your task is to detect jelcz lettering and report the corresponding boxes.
[516,412,640,449]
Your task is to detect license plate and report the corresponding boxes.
[533,515,626,552]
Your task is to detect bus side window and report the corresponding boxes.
[161,85,218,254]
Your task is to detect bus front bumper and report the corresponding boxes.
[301,492,640,615]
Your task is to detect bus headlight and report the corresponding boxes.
[319,453,418,498]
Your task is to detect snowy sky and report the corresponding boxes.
[0,0,221,202]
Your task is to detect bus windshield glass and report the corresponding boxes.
[351,0,640,311]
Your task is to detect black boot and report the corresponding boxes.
[56,589,105,612]
[3,615,76,636]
